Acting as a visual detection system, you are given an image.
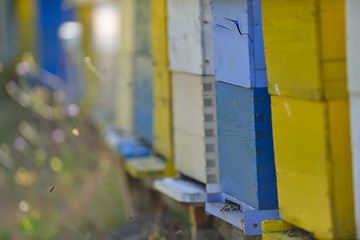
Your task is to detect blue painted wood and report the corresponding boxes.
[134,55,153,145]
[212,0,267,88]
[36,0,74,80]
[206,193,279,235]
[135,0,151,55]
[216,81,277,210]
[103,127,151,159]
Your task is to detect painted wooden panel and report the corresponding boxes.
[350,95,360,237]
[212,0,267,88]
[134,54,153,144]
[119,0,136,53]
[271,96,355,239]
[167,0,214,75]
[172,72,213,183]
[216,81,277,210]
[36,0,75,80]
[151,0,173,162]
[16,0,35,57]
[262,0,347,100]
[347,0,360,93]
[135,0,151,55]
[114,52,135,133]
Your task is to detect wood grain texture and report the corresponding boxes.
[172,72,211,183]
[151,0,173,163]
[262,0,347,100]
[212,0,267,88]
[216,81,277,210]
[167,0,214,75]
[347,0,360,94]
[271,96,355,239]
[350,95,360,237]
[134,54,153,144]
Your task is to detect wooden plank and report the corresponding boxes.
[133,54,153,144]
[151,0,173,164]
[350,95,360,238]
[167,0,214,75]
[262,0,347,100]
[125,156,166,178]
[346,0,360,94]
[216,81,277,210]
[154,178,206,203]
[16,0,35,57]
[212,0,267,88]
[271,96,355,239]
[172,72,210,183]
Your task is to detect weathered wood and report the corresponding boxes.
[216,81,277,210]
[271,96,355,239]
[212,0,267,88]
[125,156,166,178]
[167,0,214,75]
[262,0,347,100]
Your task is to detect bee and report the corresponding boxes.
[219,200,241,212]
[49,186,55,192]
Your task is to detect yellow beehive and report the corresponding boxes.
[151,0,174,171]
[16,0,35,57]
[114,0,137,132]
[262,0,347,100]
[271,96,355,239]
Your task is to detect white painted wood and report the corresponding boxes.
[167,0,214,75]
[347,0,360,94]
[154,178,206,203]
[347,2,360,237]
[172,72,215,183]
[350,94,360,238]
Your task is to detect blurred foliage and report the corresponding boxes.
[0,67,127,239]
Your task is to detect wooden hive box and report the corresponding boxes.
[271,96,355,239]
[167,0,214,75]
[212,0,267,88]
[262,0,347,100]
[172,72,215,183]
[346,0,360,237]
[215,81,277,210]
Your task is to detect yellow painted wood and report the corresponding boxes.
[271,96,355,239]
[114,0,137,132]
[151,0,174,175]
[16,0,35,58]
[119,0,136,54]
[262,220,293,233]
[77,3,97,115]
[124,156,166,178]
[262,0,347,100]
[114,52,135,132]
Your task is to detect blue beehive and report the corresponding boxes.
[216,81,277,210]
[36,0,74,80]
[212,0,266,88]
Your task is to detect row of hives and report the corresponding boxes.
[10,0,360,239]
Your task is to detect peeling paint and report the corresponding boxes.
[224,17,253,42]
